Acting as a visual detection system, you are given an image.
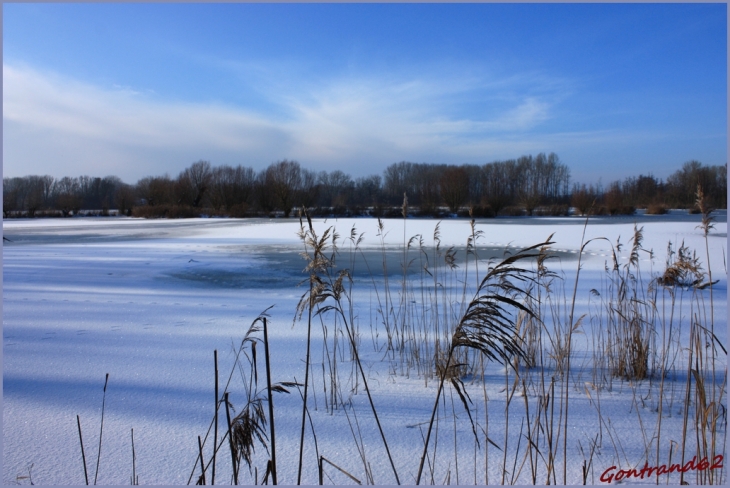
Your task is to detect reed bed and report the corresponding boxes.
[71,193,725,485]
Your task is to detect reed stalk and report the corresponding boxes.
[262,317,278,484]
[296,230,316,484]
[416,237,552,484]
[76,415,89,485]
[224,392,239,485]
[213,350,218,485]
[197,435,206,485]
[94,373,109,485]
[131,429,138,485]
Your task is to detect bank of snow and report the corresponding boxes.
[3,214,727,484]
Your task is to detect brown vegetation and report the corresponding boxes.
[4,157,725,219]
[67,213,725,485]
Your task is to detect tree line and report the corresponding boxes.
[3,155,726,219]
[570,161,727,216]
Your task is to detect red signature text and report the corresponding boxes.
[600,455,723,483]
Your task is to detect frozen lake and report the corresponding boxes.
[3,214,727,484]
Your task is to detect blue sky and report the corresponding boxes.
[3,3,727,185]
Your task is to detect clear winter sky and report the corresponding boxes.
[2,3,727,185]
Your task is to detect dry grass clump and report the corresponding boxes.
[657,240,707,288]
[646,202,669,215]
[594,225,653,381]
[226,396,268,475]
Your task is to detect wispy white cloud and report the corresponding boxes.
[3,64,298,179]
[274,71,562,163]
[493,98,551,131]
[2,62,609,181]
[3,64,291,151]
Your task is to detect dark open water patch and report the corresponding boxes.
[162,245,579,290]
[167,266,303,289]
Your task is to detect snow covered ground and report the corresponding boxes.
[3,213,727,485]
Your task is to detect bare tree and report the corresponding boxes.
[604,181,627,215]
[383,161,419,205]
[262,160,303,217]
[99,176,123,213]
[22,175,54,217]
[481,161,512,215]
[354,175,382,210]
[317,170,354,208]
[299,168,319,209]
[54,176,82,217]
[667,161,727,209]
[463,164,483,207]
[114,183,136,216]
[440,165,469,213]
[254,171,275,213]
[570,183,596,216]
[516,155,541,215]
[416,163,443,213]
[40,175,56,209]
[3,177,24,217]
[209,165,256,211]
[178,160,212,208]
[480,154,570,215]
[209,165,235,211]
[137,175,174,207]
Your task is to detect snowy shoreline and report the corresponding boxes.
[3,215,727,484]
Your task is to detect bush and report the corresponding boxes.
[498,206,526,217]
[645,203,668,215]
[228,203,254,218]
[413,206,443,218]
[166,205,199,218]
[34,210,63,218]
[132,205,164,218]
[381,207,404,218]
[132,204,200,219]
[471,205,496,218]
[604,205,636,216]
[331,205,351,217]
[348,206,367,217]
[534,204,569,216]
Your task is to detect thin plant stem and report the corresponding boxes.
[262,317,278,485]
[94,373,109,486]
[76,415,89,486]
[213,350,218,485]
[131,429,137,485]
[416,346,453,484]
[297,261,314,484]
[563,214,599,484]
[197,435,206,485]
[224,392,239,485]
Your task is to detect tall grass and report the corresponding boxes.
[416,236,553,484]
[66,214,724,485]
[213,215,724,484]
[296,208,401,484]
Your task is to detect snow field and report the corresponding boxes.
[3,214,727,484]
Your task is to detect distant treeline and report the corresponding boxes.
[3,155,726,219]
